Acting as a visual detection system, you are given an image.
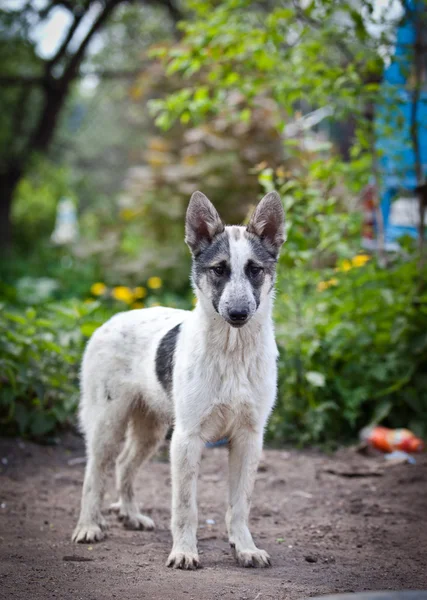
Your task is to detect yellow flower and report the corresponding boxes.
[132,302,144,309]
[317,278,338,292]
[352,254,370,268]
[340,259,353,272]
[112,286,134,304]
[90,282,107,296]
[147,276,162,290]
[134,286,147,299]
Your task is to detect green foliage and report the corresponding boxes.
[256,147,427,445]
[0,246,105,306]
[258,149,364,270]
[0,267,193,439]
[271,256,427,446]
[0,300,115,438]
[149,0,389,135]
[12,159,75,252]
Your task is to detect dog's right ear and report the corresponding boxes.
[185,191,224,255]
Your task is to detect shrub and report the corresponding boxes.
[12,159,76,253]
[257,152,427,446]
[270,256,427,446]
[0,282,193,439]
[0,301,114,438]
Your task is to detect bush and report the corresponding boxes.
[12,159,76,253]
[269,256,427,446]
[255,151,427,446]
[0,301,115,438]
[0,277,194,439]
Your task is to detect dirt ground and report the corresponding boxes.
[0,434,426,600]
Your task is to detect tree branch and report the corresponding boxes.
[0,67,147,87]
[0,75,45,86]
[60,0,122,86]
[48,3,90,71]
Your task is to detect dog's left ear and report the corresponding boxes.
[247,191,285,256]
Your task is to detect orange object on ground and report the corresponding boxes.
[360,426,424,453]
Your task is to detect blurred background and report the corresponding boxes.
[0,0,426,447]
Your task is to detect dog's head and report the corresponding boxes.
[185,191,285,328]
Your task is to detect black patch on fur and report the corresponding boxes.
[247,231,279,263]
[244,260,265,309]
[247,234,277,271]
[155,323,182,393]
[246,233,278,296]
[192,231,231,313]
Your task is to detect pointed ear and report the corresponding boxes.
[185,191,224,255]
[247,191,285,256]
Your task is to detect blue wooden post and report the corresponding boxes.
[375,0,427,246]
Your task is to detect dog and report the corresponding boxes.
[72,190,285,569]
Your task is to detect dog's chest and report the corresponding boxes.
[174,318,277,439]
[202,336,266,398]
[195,342,269,440]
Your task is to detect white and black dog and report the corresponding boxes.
[72,190,285,569]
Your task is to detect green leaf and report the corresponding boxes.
[80,322,100,338]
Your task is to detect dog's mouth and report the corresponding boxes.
[224,317,250,328]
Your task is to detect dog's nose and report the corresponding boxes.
[228,309,249,323]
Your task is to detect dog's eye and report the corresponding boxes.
[249,265,263,277]
[211,265,225,276]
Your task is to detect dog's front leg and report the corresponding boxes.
[226,431,271,568]
[167,431,203,570]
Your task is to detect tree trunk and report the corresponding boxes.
[0,0,182,254]
[0,166,23,254]
[29,84,70,156]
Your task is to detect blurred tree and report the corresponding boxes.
[55,3,176,219]
[0,0,181,254]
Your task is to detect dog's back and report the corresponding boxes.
[79,307,189,444]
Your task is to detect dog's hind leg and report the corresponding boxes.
[110,409,168,531]
[72,403,128,544]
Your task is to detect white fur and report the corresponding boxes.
[72,226,279,570]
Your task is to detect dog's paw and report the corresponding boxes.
[121,513,155,531]
[166,550,200,570]
[109,502,155,530]
[233,547,271,568]
[72,523,106,544]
